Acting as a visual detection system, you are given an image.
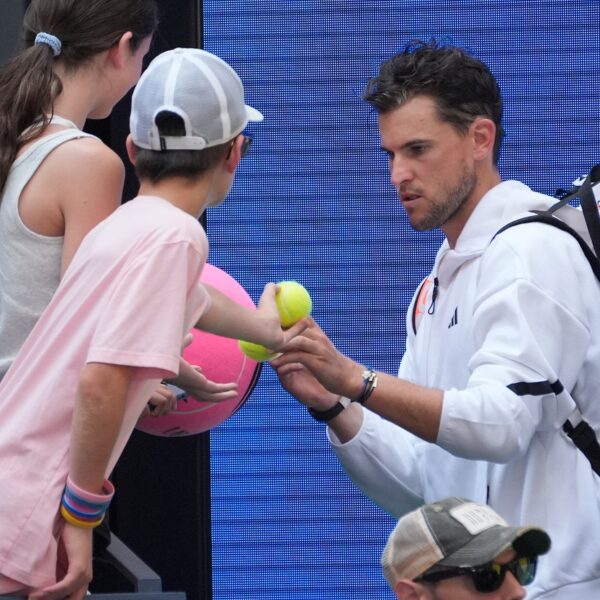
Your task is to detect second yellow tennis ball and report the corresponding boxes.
[275,281,312,328]
[238,340,276,362]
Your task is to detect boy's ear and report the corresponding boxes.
[125,135,137,166]
[107,31,134,69]
[223,135,243,174]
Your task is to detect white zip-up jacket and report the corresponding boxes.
[330,181,600,598]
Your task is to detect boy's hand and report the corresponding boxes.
[256,283,308,351]
[167,355,239,403]
[140,383,178,418]
[175,365,238,403]
[29,523,92,600]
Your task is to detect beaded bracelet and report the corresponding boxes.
[308,369,378,422]
[60,476,115,529]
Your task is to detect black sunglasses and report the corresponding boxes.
[416,556,537,593]
[226,134,253,159]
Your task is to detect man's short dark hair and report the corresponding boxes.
[364,39,504,163]
[133,111,232,183]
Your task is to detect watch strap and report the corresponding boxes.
[308,397,351,422]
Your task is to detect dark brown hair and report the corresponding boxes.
[0,0,158,193]
[134,111,233,183]
[364,39,504,163]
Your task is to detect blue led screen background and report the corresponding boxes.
[203,2,599,598]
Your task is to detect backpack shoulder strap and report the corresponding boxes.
[493,212,600,282]
[555,164,600,259]
[563,417,600,477]
[493,207,600,477]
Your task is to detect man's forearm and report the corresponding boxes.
[325,364,443,444]
[360,373,443,443]
[327,402,365,443]
[323,378,442,444]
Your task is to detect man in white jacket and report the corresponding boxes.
[272,39,600,598]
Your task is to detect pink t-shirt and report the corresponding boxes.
[0,196,210,588]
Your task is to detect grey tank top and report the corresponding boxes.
[0,116,96,380]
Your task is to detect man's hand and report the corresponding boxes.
[271,325,366,443]
[272,318,364,400]
[271,359,341,411]
[29,524,92,600]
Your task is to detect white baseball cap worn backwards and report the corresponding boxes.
[130,47,263,151]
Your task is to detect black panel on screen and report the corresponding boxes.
[102,3,211,600]
[0,0,28,67]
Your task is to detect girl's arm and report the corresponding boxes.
[58,139,124,275]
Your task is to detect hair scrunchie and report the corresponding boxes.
[34,32,62,57]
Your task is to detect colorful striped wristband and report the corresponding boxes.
[60,477,115,529]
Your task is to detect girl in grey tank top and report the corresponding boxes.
[0,118,96,379]
[0,0,158,383]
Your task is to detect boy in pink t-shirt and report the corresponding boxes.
[0,48,304,599]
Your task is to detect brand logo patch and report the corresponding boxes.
[448,307,458,329]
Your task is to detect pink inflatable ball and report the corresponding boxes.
[136,263,261,437]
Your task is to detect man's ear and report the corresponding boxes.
[394,579,428,600]
[471,116,496,162]
[125,135,137,166]
[223,135,245,174]
[107,31,134,68]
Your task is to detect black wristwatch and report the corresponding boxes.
[308,397,351,422]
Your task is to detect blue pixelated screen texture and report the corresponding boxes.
[204,1,599,598]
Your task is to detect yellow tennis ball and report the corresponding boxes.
[276,281,312,328]
[238,340,276,362]
[238,281,311,361]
